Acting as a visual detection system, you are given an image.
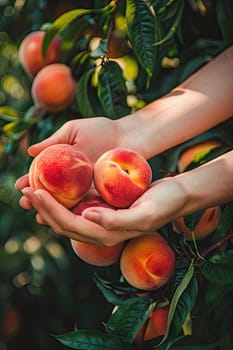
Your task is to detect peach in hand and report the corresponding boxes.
[173,206,221,241]
[19,31,61,77]
[28,144,93,208]
[134,304,169,345]
[71,196,125,266]
[120,233,176,291]
[31,63,77,113]
[93,148,152,208]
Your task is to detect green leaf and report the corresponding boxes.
[93,273,134,305]
[200,254,233,284]
[59,16,92,63]
[153,0,184,46]
[169,274,198,337]
[42,8,96,56]
[126,0,159,77]
[183,210,205,233]
[219,202,233,234]
[2,119,36,139]
[76,67,98,117]
[97,60,131,119]
[54,329,133,350]
[160,260,196,344]
[106,296,155,343]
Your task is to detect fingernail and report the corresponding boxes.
[82,209,100,224]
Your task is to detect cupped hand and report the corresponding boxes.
[83,176,188,233]
[20,187,143,246]
[18,176,188,246]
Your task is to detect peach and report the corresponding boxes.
[134,304,169,344]
[178,139,223,172]
[173,206,221,241]
[19,31,61,77]
[31,63,77,113]
[29,144,93,208]
[93,148,152,208]
[71,196,124,266]
[120,233,176,290]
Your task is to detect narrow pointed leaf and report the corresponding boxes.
[42,9,95,56]
[106,296,155,343]
[160,260,196,344]
[126,0,158,77]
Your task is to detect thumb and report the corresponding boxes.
[82,204,150,232]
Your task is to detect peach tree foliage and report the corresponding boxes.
[0,0,233,350]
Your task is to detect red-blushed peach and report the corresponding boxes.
[93,148,152,208]
[173,206,221,241]
[19,31,61,77]
[28,144,93,208]
[178,139,223,172]
[120,233,176,291]
[134,304,170,345]
[71,196,124,266]
[31,63,77,113]
[71,239,124,267]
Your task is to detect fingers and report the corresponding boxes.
[21,188,134,246]
[15,174,29,190]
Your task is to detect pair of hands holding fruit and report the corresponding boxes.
[15,118,188,246]
[15,46,233,246]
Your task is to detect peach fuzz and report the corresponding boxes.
[28,144,93,208]
[31,63,77,113]
[120,233,176,291]
[173,206,221,241]
[19,31,61,77]
[134,304,170,345]
[178,139,223,172]
[93,148,152,208]
[71,196,124,266]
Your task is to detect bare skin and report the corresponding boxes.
[15,45,233,246]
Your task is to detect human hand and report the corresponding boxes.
[15,116,136,210]
[18,176,187,246]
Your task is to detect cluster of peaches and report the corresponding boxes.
[28,144,176,345]
[27,139,222,345]
[19,30,77,113]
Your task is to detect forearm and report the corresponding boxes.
[117,45,233,159]
[175,149,233,216]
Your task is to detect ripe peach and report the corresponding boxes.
[173,206,221,241]
[134,304,169,344]
[178,139,223,172]
[19,31,61,77]
[29,144,93,208]
[31,63,77,113]
[93,148,152,208]
[71,196,124,266]
[120,233,176,291]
